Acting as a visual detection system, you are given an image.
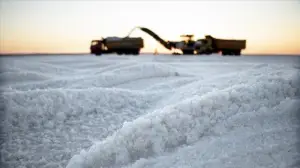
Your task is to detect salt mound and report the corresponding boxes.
[66,72,299,168]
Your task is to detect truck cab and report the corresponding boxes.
[178,35,196,54]
[90,40,105,55]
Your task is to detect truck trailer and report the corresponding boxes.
[90,37,144,56]
[191,35,246,55]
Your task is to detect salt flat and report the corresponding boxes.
[0,54,299,168]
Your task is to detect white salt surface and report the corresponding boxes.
[0,54,299,168]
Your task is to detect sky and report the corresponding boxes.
[0,0,300,55]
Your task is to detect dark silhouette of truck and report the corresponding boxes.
[90,37,144,56]
[90,27,246,56]
[137,27,246,56]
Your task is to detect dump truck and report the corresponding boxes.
[180,35,247,55]
[90,37,144,56]
[134,27,246,56]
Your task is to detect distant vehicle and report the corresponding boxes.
[90,27,247,56]
[136,27,247,56]
[172,35,247,56]
[90,37,144,56]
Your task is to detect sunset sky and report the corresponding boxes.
[0,0,299,55]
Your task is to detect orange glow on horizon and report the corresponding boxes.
[0,1,299,55]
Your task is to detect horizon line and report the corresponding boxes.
[0,52,299,56]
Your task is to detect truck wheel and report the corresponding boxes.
[125,50,131,55]
[128,50,134,55]
[196,51,206,55]
[222,50,227,56]
[182,50,194,55]
[205,51,212,55]
[133,49,140,55]
[95,52,102,56]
